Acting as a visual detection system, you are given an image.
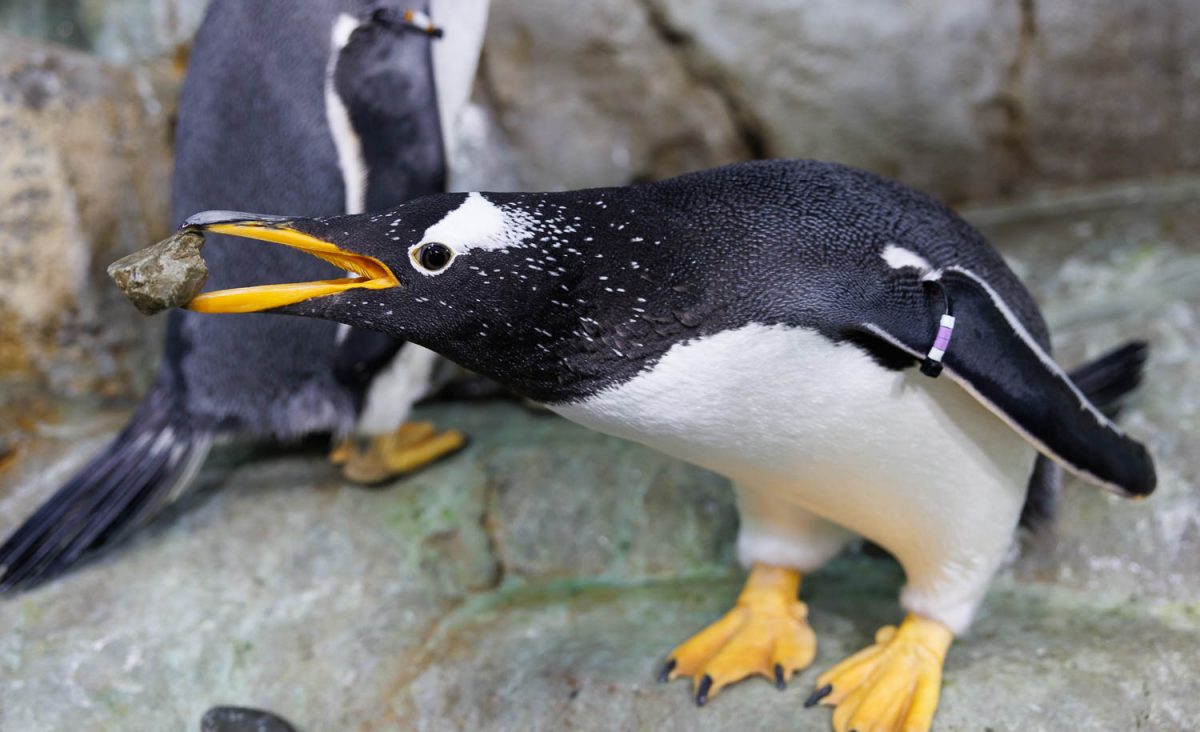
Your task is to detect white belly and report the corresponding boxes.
[551,324,1037,629]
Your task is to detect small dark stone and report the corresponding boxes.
[200,706,295,732]
[108,229,207,315]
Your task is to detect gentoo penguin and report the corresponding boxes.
[176,159,1153,732]
[0,0,490,591]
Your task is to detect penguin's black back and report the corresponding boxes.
[419,160,1051,406]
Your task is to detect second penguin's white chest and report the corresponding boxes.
[550,323,1035,547]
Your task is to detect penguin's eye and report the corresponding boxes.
[415,242,454,272]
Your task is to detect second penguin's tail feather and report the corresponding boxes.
[0,387,211,593]
[1068,340,1149,418]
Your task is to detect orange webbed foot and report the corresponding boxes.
[807,614,953,732]
[660,565,816,705]
[330,421,466,484]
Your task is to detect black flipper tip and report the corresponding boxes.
[657,658,675,683]
[695,674,712,706]
[805,683,832,708]
[774,664,786,690]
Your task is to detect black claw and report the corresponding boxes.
[804,683,833,708]
[657,658,676,683]
[774,664,786,690]
[695,675,713,706]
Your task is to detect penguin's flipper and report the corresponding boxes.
[0,388,211,592]
[857,265,1155,498]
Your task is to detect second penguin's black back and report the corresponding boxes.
[170,0,445,436]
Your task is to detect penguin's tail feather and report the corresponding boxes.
[0,388,212,593]
[1068,340,1149,418]
[1020,340,1150,529]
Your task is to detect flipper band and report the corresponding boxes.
[928,315,955,359]
[916,279,955,376]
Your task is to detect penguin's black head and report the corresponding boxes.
[182,194,544,336]
[181,188,691,402]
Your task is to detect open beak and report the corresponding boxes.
[184,219,398,314]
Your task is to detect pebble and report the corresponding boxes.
[107,229,208,315]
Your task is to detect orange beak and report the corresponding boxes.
[186,222,398,314]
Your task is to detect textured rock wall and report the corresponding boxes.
[0,0,203,63]
[477,0,751,189]
[3,0,1198,200]
[0,35,176,397]
[482,0,1200,201]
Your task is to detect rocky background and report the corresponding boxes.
[0,1,1198,730]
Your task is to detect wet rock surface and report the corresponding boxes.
[1,184,1198,731]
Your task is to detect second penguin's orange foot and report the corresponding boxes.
[330,421,466,485]
[660,564,816,705]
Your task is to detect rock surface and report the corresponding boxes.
[0,0,204,64]
[0,33,176,396]
[1020,0,1200,191]
[480,0,751,190]
[643,0,1200,202]
[480,0,1200,199]
[646,0,1023,201]
[1,182,1198,730]
[3,0,1199,201]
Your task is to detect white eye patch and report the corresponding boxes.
[408,192,536,276]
